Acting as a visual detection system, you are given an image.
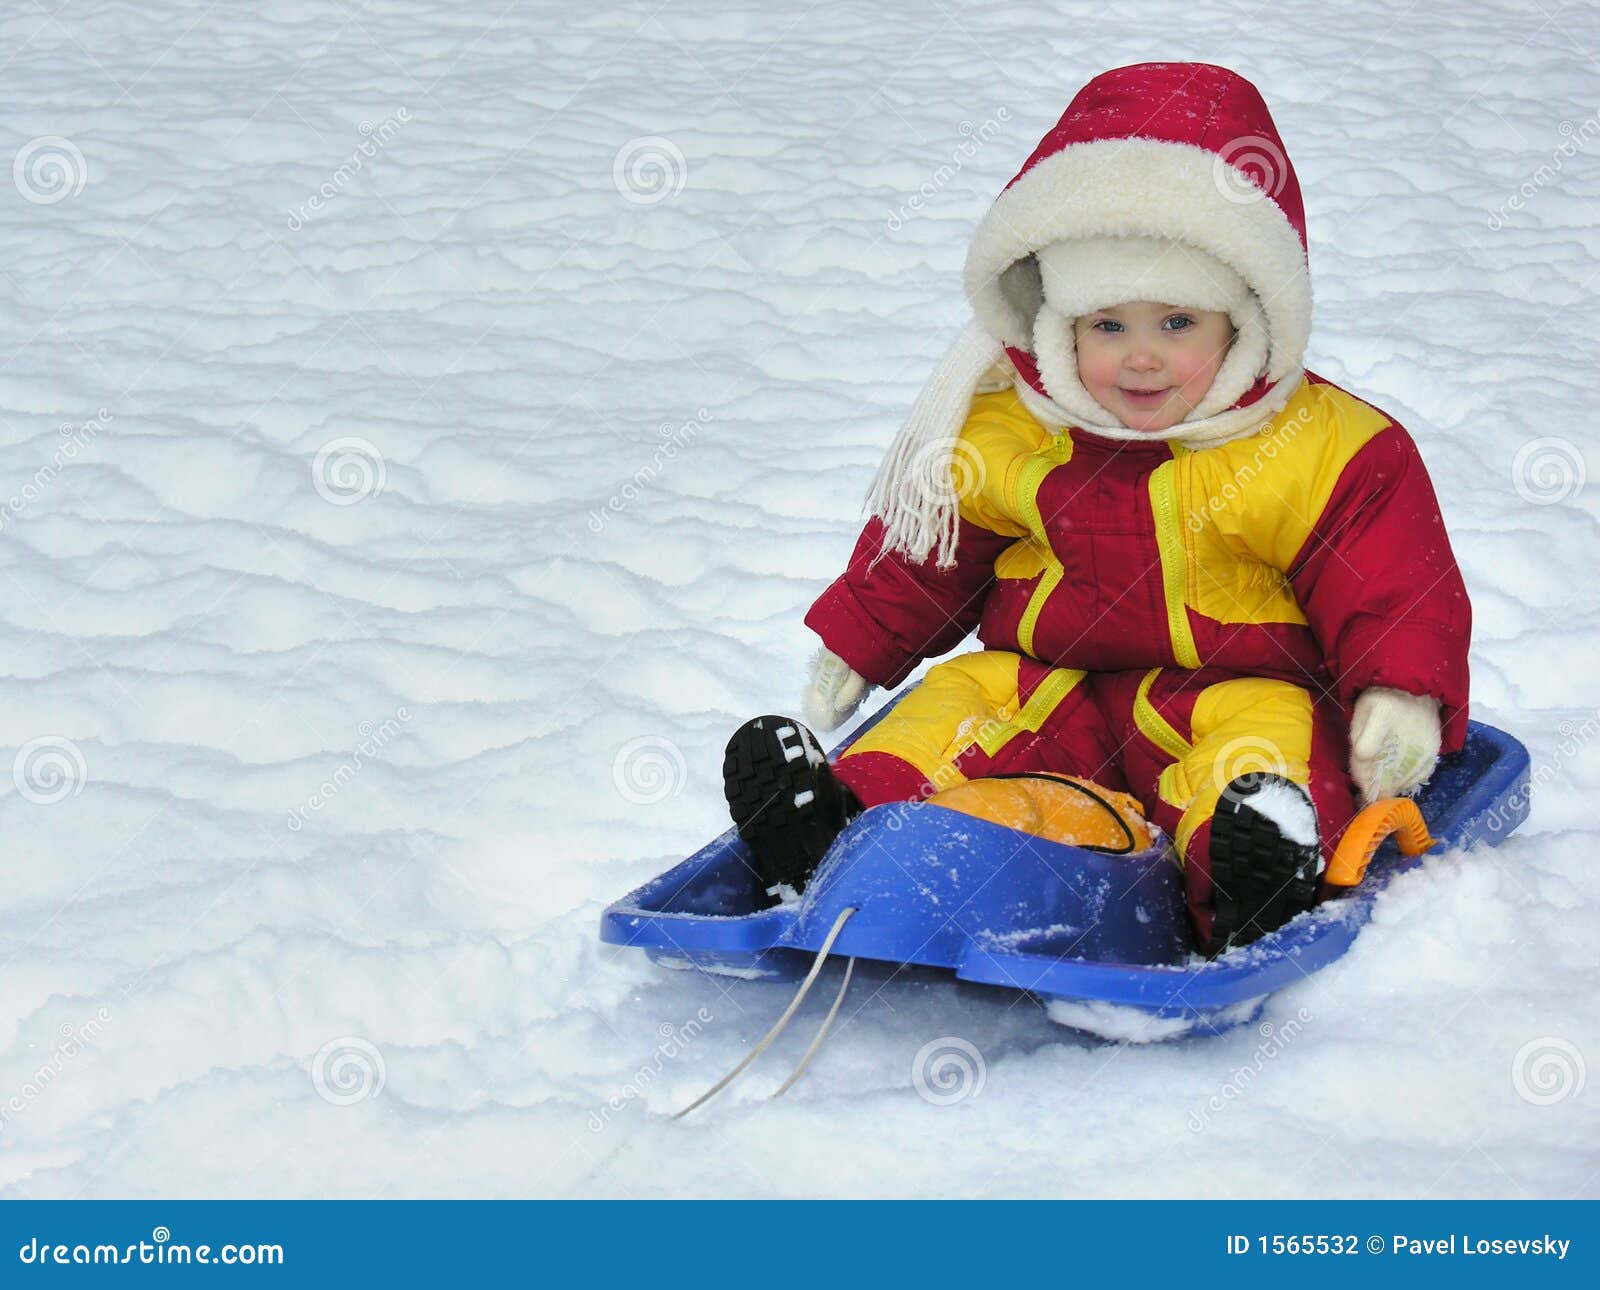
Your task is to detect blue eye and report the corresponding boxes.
[1164,315,1193,331]
[1092,319,1122,333]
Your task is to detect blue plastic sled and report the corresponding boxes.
[600,693,1531,1039]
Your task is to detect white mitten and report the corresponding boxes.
[802,646,870,733]
[1348,686,1442,806]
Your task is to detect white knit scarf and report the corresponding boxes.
[863,316,1301,570]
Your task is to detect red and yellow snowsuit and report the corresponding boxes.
[806,375,1472,941]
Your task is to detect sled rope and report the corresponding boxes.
[673,905,858,1119]
[770,953,855,1100]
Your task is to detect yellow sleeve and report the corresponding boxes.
[952,389,1047,538]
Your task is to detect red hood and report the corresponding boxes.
[1009,62,1306,244]
[964,62,1313,428]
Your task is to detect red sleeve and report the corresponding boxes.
[1288,425,1472,753]
[803,515,1012,689]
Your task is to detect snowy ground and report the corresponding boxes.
[0,0,1596,1199]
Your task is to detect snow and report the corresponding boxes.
[1,0,1597,1200]
[1044,995,1267,1044]
[654,956,780,981]
[1238,777,1319,847]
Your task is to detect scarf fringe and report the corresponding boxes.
[864,318,1301,574]
[863,318,1007,572]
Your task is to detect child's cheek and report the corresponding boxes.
[1076,342,1115,396]
[1173,346,1218,398]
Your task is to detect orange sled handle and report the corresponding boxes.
[1324,797,1438,888]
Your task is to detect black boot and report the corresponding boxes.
[1204,773,1321,957]
[722,715,862,897]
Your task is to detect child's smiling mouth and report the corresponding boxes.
[1119,386,1171,404]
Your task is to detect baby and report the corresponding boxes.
[722,62,1471,956]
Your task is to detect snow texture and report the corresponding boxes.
[1,0,1597,1199]
[1239,778,1318,847]
[1043,995,1267,1044]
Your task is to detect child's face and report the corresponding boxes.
[1072,302,1236,433]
